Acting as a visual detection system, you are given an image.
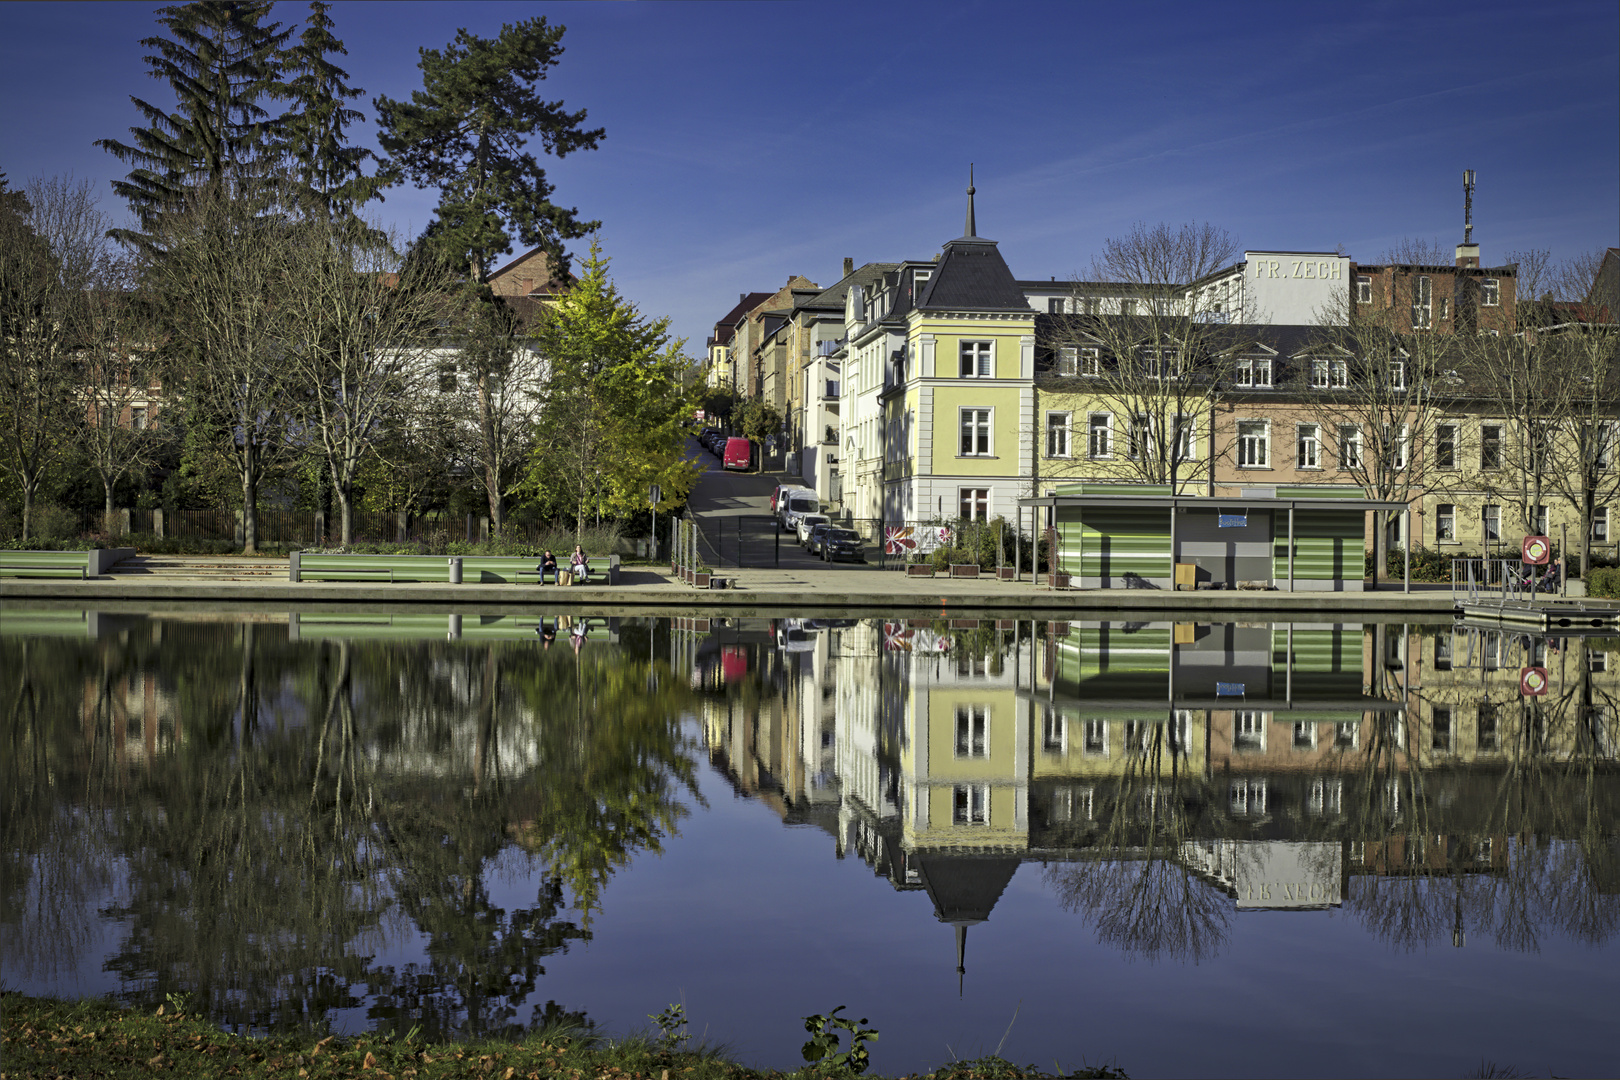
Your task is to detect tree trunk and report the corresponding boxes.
[242,467,259,556]
[336,486,353,547]
[103,475,116,533]
[20,480,35,542]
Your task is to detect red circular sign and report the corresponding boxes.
[1523,536,1551,565]
[1520,667,1549,696]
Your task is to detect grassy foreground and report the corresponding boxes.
[0,996,1126,1080]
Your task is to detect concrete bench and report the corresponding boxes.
[291,552,620,585]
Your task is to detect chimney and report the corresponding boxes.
[843,257,854,278]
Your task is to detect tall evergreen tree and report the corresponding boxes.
[278,0,376,219]
[373,17,604,284]
[97,1,291,253]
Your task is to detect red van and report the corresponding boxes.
[722,436,752,471]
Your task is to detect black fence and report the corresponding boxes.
[683,513,1050,572]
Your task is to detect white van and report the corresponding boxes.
[780,492,822,533]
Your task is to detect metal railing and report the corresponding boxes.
[1451,557,1561,603]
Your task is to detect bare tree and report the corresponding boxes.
[1298,296,1450,583]
[278,218,454,545]
[451,294,544,537]
[147,181,301,554]
[0,176,116,539]
[1042,222,1241,493]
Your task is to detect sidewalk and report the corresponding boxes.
[0,554,1475,615]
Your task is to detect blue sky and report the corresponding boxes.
[2,0,1616,352]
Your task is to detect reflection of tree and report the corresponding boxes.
[1043,724,1230,963]
[2,618,702,1042]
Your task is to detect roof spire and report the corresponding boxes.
[964,165,977,239]
[955,923,968,997]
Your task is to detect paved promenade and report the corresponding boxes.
[0,553,1474,617]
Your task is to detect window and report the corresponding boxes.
[1088,413,1113,458]
[1481,278,1500,306]
[1338,425,1362,470]
[913,269,931,297]
[1293,721,1317,750]
[1234,711,1266,752]
[1230,779,1267,816]
[1297,424,1322,469]
[959,340,992,378]
[1388,361,1406,390]
[1588,649,1609,673]
[959,488,989,521]
[1432,709,1458,751]
[1534,504,1549,536]
[1310,358,1330,389]
[1335,722,1358,749]
[1356,275,1372,303]
[1413,275,1433,329]
[1172,415,1196,462]
[1057,345,1078,376]
[1119,298,1136,317]
[1048,297,1067,314]
[1082,719,1108,755]
[1594,422,1616,468]
[1128,414,1151,459]
[1594,507,1609,543]
[1481,424,1502,469]
[1436,504,1455,542]
[1477,705,1499,752]
[959,408,991,456]
[953,785,989,825]
[1483,504,1501,542]
[955,705,988,758]
[1041,710,1066,754]
[1434,632,1454,671]
[1383,423,1408,469]
[1309,778,1343,816]
[1139,347,1180,380]
[1238,421,1269,467]
[1236,355,1272,387]
[1436,424,1457,469]
[1311,357,1348,388]
[1078,346,1101,376]
[130,406,147,431]
[1046,412,1071,458]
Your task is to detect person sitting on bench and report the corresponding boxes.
[569,546,591,584]
[537,550,559,584]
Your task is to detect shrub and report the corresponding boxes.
[1587,567,1620,599]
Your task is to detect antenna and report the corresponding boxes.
[1462,169,1476,245]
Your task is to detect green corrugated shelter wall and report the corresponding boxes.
[1055,506,1174,581]
[1273,509,1364,581]
[1054,624,1172,696]
[1272,625,1364,699]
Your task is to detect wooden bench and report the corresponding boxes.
[291,552,620,585]
[0,552,93,579]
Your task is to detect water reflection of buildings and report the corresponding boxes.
[687,617,1620,966]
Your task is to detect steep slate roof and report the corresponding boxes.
[917,237,1033,313]
[916,854,1020,925]
[801,262,902,311]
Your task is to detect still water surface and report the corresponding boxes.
[3,610,1618,1078]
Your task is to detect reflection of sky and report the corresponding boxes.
[482,730,1620,1079]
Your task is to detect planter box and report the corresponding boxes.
[997,567,1017,580]
[905,564,936,577]
[694,573,711,589]
[949,564,980,579]
[1049,572,1072,589]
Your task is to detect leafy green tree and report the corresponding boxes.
[97,1,292,255]
[525,241,698,538]
[732,398,783,443]
[373,17,604,284]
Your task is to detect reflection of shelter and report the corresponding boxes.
[1019,484,1413,591]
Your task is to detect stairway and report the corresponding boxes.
[111,555,287,581]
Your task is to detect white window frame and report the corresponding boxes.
[1338,424,1362,470]
[959,408,992,457]
[959,340,993,378]
[1234,710,1267,752]
[1079,346,1101,377]
[1236,355,1272,388]
[1172,414,1197,462]
[1041,709,1066,755]
[1483,504,1501,542]
[1388,360,1406,390]
[1046,411,1072,458]
[1384,423,1409,469]
[1356,275,1372,304]
[1534,504,1549,536]
[1481,423,1502,469]
[1413,275,1433,329]
[954,704,989,758]
[1128,414,1151,460]
[1237,420,1269,468]
[1481,278,1500,306]
[1297,423,1322,469]
[953,784,990,825]
[1436,504,1456,542]
[1057,345,1078,376]
[1593,507,1609,543]
[1088,413,1114,459]
[959,487,990,521]
[1082,718,1108,756]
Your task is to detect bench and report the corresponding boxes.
[291,552,620,585]
[0,551,94,579]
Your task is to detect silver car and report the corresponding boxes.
[795,513,830,547]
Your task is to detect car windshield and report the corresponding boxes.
[789,498,817,512]
[827,530,858,541]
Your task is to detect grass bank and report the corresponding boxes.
[0,995,1127,1080]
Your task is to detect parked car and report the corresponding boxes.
[795,513,830,547]
[771,483,812,515]
[722,436,752,470]
[805,522,834,555]
[820,527,866,562]
[782,493,822,534]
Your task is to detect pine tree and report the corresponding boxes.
[278,0,376,219]
[374,17,604,283]
[97,1,291,253]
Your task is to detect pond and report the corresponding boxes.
[3,609,1618,1078]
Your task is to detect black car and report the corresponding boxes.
[820,527,865,562]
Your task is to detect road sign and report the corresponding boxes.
[1523,535,1551,564]
[1520,667,1549,696]
[649,484,662,508]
